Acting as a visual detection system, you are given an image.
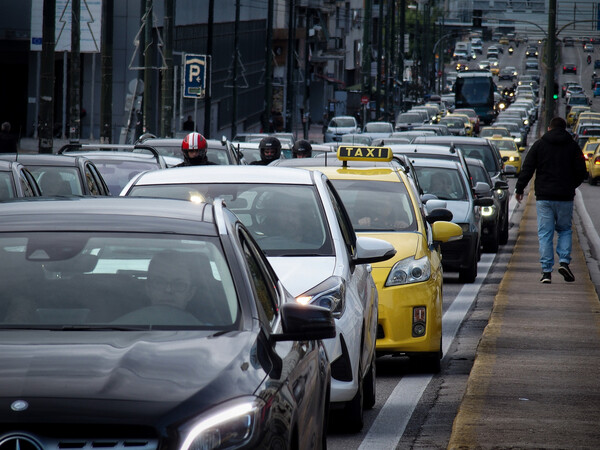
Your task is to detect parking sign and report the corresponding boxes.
[183,54,207,99]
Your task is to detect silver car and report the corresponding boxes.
[324,116,360,142]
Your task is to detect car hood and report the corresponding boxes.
[357,232,422,268]
[268,256,336,296]
[442,200,471,224]
[0,330,266,423]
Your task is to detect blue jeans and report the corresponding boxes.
[536,200,574,273]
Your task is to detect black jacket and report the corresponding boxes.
[515,127,587,201]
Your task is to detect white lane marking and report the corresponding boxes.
[358,192,521,448]
[359,254,494,450]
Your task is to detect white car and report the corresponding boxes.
[121,165,396,431]
[324,116,360,142]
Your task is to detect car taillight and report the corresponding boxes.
[595,157,600,166]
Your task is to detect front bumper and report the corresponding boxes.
[440,231,478,271]
[372,268,443,355]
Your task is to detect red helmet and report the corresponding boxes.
[182,132,207,152]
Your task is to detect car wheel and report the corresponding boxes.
[483,225,499,253]
[363,356,376,410]
[459,252,478,283]
[499,206,509,245]
[345,363,364,432]
[413,337,442,374]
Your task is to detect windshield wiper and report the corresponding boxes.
[60,325,151,331]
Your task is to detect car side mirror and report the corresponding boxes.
[354,236,396,265]
[271,303,336,342]
[473,181,492,198]
[426,207,454,224]
[494,180,509,190]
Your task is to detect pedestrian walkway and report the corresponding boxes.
[448,190,600,449]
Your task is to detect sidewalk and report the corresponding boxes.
[448,191,600,448]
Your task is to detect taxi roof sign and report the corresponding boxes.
[337,145,393,163]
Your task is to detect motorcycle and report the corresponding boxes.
[588,55,592,65]
[508,46,514,55]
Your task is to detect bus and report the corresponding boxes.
[454,71,498,125]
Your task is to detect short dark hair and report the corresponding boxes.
[549,117,567,130]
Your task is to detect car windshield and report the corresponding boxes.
[29,166,83,196]
[91,159,160,195]
[128,183,334,257]
[570,97,589,105]
[330,180,418,232]
[415,167,468,201]
[397,113,422,123]
[492,140,517,151]
[365,123,392,132]
[341,135,372,145]
[0,172,16,200]
[455,144,498,173]
[439,118,463,127]
[0,233,240,329]
[330,118,355,127]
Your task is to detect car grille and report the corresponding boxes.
[0,432,159,450]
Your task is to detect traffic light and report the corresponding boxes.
[472,10,482,28]
[553,81,559,100]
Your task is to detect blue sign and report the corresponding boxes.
[183,54,207,99]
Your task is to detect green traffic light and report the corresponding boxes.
[553,94,558,99]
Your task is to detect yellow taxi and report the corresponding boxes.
[567,105,591,128]
[582,138,600,172]
[489,59,500,75]
[573,112,600,134]
[588,141,600,185]
[487,135,522,174]
[448,113,474,136]
[499,36,510,45]
[290,146,463,373]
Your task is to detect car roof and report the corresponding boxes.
[409,158,463,170]
[0,197,217,234]
[127,165,316,187]
[412,136,491,145]
[0,153,88,167]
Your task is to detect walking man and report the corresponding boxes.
[515,117,587,284]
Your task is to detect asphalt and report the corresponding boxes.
[447,189,600,449]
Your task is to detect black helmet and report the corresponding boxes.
[292,139,312,158]
[259,136,282,162]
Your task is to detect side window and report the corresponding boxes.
[325,179,356,257]
[19,170,36,197]
[240,229,278,326]
[84,165,102,195]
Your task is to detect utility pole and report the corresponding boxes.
[384,0,392,120]
[264,0,274,132]
[231,0,240,140]
[100,0,113,143]
[285,0,296,132]
[376,0,384,119]
[160,0,174,137]
[399,0,405,111]
[204,0,214,138]
[362,0,372,124]
[303,8,310,139]
[39,0,56,153]
[545,0,557,127]
[143,0,154,135]
[69,0,81,142]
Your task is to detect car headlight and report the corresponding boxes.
[296,276,345,318]
[179,397,264,450]
[385,255,431,286]
[514,137,522,143]
[495,188,507,200]
[509,156,520,162]
[481,205,496,217]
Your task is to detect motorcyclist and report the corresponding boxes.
[588,55,592,65]
[292,139,312,158]
[176,132,215,167]
[250,136,282,165]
